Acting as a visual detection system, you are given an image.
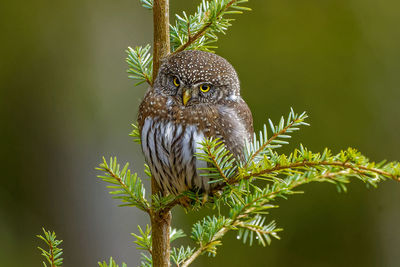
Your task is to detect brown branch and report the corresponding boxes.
[161,195,184,212]
[358,165,400,181]
[210,159,399,194]
[240,161,400,183]
[173,0,237,54]
[180,246,203,267]
[181,226,230,267]
[152,1,172,266]
[152,0,171,84]
[49,242,56,267]
[174,22,211,54]
[144,75,152,86]
[150,206,171,267]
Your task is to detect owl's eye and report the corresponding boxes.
[199,84,211,93]
[173,77,180,87]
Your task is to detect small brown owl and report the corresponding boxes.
[138,50,253,196]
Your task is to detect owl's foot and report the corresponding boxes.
[178,196,192,208]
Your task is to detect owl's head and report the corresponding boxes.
[153,50,240,106]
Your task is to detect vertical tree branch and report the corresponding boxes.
[152,1,171,266]
[152,0,171,83]
[151,205,171,267]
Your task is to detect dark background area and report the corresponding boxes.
[1,0,399,266]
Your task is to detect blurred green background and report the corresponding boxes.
[1,0,399,266]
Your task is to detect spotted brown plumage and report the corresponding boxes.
[138,50,253,196]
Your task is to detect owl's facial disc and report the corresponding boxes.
[155,50,241,105]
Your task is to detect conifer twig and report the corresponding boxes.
[97,157,150,213]
[204,141,229,183]
[181,227,229,267]
[173,0,240,53]
[126,45,153,86]
[241,161,400,183]
[244,119,299,168]
[37,228,63,267]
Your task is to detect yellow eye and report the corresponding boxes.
[173,77,180,87]
[199,84,210,93]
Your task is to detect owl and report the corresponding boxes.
[138,50,253,196]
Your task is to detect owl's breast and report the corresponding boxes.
[138,91,221,138]
[140,116,210,195]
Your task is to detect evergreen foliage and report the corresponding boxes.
[126,0,250,86]
[95,109,399,266]
[98,257,127,267]
[170,246,195,267]
[38,0,400,266]
[96,157,150,213]
[126,45,153,86]
[170,0,251,52]
[37,228,64,267]
[140,0,153,10]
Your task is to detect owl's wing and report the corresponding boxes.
[216,98,254,159]
[234,98,254,138]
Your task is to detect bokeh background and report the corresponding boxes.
[1,0,400,266]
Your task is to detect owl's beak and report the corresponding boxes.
[182,88,191,106]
